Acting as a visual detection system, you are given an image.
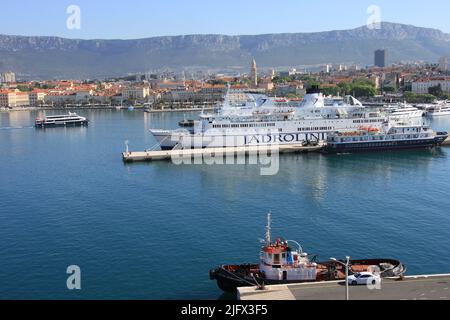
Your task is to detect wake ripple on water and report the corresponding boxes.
[0,126,34,131]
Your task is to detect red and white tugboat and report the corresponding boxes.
[210,214,406,293]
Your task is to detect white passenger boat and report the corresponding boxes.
[425,103,450,117]
[386,103,424,119]
[35,112,89,128]
[326,122,448,153]
[150,89,388,150]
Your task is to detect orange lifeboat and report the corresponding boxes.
[359,126,380,133]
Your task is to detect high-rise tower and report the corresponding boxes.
[251,59,258,88]
[374,49,387,68]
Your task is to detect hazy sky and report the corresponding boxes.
[1,0,450,39]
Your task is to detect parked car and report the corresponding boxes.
[347,272,381,286]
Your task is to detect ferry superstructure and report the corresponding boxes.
[150,89,388,150]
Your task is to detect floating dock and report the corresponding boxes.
[122,143,325,163]
[238,274,450,300]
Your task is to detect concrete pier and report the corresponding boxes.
[238,274,450,300]
[122,143,325,162]
[443,136,450,146]
[123,136,450,163]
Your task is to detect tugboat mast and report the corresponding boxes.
[265,212,272,246]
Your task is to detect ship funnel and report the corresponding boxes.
[301,91,324,108]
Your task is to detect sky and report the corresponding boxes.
[1,0,450,39]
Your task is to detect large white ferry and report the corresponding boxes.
[150,89,388,150]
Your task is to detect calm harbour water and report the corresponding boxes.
[1,109,450,300]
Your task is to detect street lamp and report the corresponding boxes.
[331,256,351,301]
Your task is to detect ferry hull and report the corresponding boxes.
[426,112,450,117]
[151,130,327,150]
[210,259,406,293]
[325,136,447,154]
[35,120,89,128]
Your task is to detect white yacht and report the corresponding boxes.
[385,103,424,119]
[150,89,388,150]
[425,102,450,117]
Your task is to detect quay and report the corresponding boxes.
[238,274,450,300]
[122,143,325,162]
[123,137,450,162]
[444,136,450,146]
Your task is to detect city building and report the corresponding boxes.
[227,86,250,105]
[275,83,305,97]
[439,56,449,72]
[44,92,77,106]
[1,72,16,83]
[74,90,93,103]
[121,85,150,101]
[28,91,47,107]
[375,49,388,68]
[14,92,30,107]
[279,69,299,78]
[0,90,15,107]
[0,89,30,108]
[157,81,186,90]
[412,77,450,94]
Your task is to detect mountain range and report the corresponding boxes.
[1,22,450,79]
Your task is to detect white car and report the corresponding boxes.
[347,272,381,286]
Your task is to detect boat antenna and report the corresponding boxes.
[265,212,272,245]
[125,140,129,154]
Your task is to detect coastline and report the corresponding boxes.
[145,107,215,113]
[1,106,216,113]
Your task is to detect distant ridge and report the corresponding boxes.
[1,22,450,79]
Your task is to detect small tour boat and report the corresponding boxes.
[425,104,450,117]
[210,214,406,293]
[386,103,424,119]
[35,112,89,128]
